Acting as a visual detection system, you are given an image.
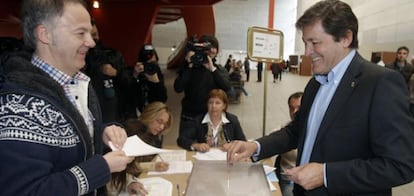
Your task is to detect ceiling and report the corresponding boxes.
[98,0,222,24]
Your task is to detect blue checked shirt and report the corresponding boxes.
[31,55,94,137]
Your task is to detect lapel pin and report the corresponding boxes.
[351,81,356,88]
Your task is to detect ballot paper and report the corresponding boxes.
[109,135,171,156]
[147,161,193,175]
[192,148,227,160]
[185,160,271,196]
[116,177,173,196]
[138,177,173,196]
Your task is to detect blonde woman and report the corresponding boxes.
[108,102,172,196]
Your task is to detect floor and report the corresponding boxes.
[161,68,414,195]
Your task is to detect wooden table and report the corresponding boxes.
[140,147,282,196]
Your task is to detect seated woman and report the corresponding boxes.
[177,89,247,152]
[107,101,172,196]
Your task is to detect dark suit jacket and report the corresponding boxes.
[177,112,246,150]
[256,53,414,196]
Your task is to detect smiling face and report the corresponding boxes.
[301,20,352,75]
[44,3,95,76]
[147,110,170,136]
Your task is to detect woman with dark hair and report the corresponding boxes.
[177,89,246,152]
[107,102,172,196]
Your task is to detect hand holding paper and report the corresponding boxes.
[109,135,171,156]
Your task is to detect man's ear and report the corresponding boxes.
[36,24,52,44]
[341,30,353,48]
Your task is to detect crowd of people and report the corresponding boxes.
[0,0,414,195]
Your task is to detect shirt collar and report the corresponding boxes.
[315,49,356,85]
[202,112,230,124]
[31,54,90,86]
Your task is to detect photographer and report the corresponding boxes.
[85,21,127,123]
[174,35,231,143]
[123,44,167,118]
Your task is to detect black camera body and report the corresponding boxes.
[187,42,212,68]
[143,62,157,75]
[138,44,159,74]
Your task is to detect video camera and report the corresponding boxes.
[186,40,212,68]
[139,45,158,75]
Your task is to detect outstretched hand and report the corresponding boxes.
[223,140,257,164]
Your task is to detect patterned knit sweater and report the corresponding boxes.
[0,52,109,196]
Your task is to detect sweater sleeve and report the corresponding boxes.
[0,93,111,195]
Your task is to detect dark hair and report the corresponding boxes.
[21,0,87,50]
[198,35,219,51]
[296,0,358,49]
[288,91,304,104]
[397,46,409,53]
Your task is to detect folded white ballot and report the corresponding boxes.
[109,135,171,156]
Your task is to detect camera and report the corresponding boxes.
[138,44,159,74]
[143,62,157,75]
[187,41,212,68]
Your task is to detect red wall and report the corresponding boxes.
[90,1,158,66]
[0,0,218,68]
[0,0,23,38]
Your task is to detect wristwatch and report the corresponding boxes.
[190,145,195,151]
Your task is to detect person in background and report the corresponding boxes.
[385,46,414,83]
[123,44,167,118]
[225,0,414,195]
[243,56,250,82]
[274,92,303,196]
[225,54,232,72]
[108,102,172,196]
[0,0,133,195]
[85,19,127,123]
[177,89,246,152]
[257,61,263,82]
[174,35,232,144]
[229,61,249,96]
[271,62,283,82]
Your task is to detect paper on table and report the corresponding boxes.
[147,161,193,175]
[138,177,173,196]
[109,135,171,156]
[263,165,276,175]
[192,148,227,160]
[156,150,187,162]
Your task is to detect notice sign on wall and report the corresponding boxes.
[247,26,284,63]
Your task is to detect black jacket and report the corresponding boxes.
[174,61,231,116]
[177,112,246,150]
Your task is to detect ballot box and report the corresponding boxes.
[185,160,271,196]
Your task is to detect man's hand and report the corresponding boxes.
[223,140,257,164]
[134,62,145,75]
[102,125,127,150]
[145,73,160,83]
[284,162,324,190]
[103,150,134,173]
[101,63,117,76]
[203,55,215,72]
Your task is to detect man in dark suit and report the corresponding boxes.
[225,0,414,195]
